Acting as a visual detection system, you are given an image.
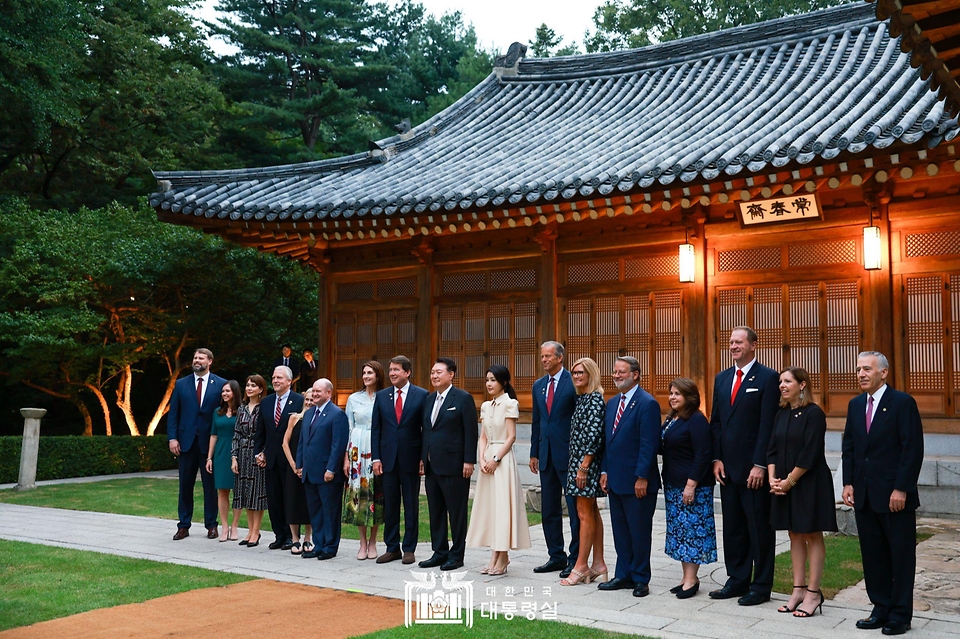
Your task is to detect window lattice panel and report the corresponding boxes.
[490,269,537,290]
[377,278,417,298]
[826,282,860,391]
[906,230,960,258]
[718,247,782,272]
[567,261,619,284]
[906,276,945,391]
[653,291,682,392]
[953,275,960,391]
[625,254,679,279]
[442,272,486,294]
[788,240,857,267]
[337,282,375,301]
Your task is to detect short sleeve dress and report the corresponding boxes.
[766,402,838,533]
[342,390,384,527]
[210,411,237,490]
[566,391,605,498]
[465,396,532,551]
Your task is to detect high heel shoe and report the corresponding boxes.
[793,588,824,618]
[778,585,806,613]
[487,561,510,576]
[246,534,261,548]
[560,568,591,586]
[588,568,608,583]
[670,584,684,594]
[676,581,700,599]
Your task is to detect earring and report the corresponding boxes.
[799,390,804,402]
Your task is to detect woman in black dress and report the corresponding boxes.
[560,357,608,586]
[282,387,316,555]
[767,366,837,618]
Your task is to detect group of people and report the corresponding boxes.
[167,327,923,636]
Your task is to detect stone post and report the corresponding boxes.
[16,408,46,491]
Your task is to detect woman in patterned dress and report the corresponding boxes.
[342,360,385,560]
[660,377,717,598]
[560,357,608,586]
[232,374,268,547]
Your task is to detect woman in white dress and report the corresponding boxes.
[342,360,385,560]
[466,364,531,575]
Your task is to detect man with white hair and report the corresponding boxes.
[254,365,304,550]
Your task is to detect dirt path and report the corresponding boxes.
[1,580,405,639]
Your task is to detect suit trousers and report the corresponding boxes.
[382,468,421,553]
[607,490,657,585]
[304,479,345,554]
[540,458,580,563]
[855,503,916,622]
[424,464,470,561]
[264,463,291,543]
[719,481,775,595]
[177,435,218,529]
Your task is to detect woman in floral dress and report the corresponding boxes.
[342,360,385,560]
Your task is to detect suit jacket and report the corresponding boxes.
[272,356,301,381]
[167,372,226,454]
[296,401,349,485]
[601,386,662,495]
[660,411,715,489]
[841,387,924,513]
[254,391,305,470]
[710,362,780,484]
[300,358,320,388]
[530,369,577,471]
[371,384,428,474]
[421,386,479,476]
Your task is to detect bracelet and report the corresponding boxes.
[786,474,796,487]
[207,458,213,461]
[577,465,588,473]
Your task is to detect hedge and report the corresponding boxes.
[0,436,177,484]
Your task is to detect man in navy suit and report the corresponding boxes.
[254,365,304,550]
[709,326,780,605]
[842,351,923,636]
[372,355,428,564]
[598,356,660,597]
[419,358,478,571]
[530,340,580,577]
[167,348,226,540]
[296,378,349,560]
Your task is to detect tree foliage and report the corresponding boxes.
[529,23,580,58]
[585,0,849,51]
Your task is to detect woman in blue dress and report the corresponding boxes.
[206,380,241,542]
[660,377,717,598]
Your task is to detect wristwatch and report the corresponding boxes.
[492,455,501,463]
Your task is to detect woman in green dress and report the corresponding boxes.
[206,380,241,542]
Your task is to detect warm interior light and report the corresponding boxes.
[679,243,695,282]
[863,226,881,270]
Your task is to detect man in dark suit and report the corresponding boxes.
[300,348,320,389]
[167,348,226,540]
[842,351,923,636]
[296,378,349,560]
[530,340,580,578]
[419,358,478,571]
[273,344,301,390]
[710,326,780,605]
[254,365,304,550]
[598,356,661,598]
[372,355,428,564]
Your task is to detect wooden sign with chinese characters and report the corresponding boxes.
[737,193,822,226]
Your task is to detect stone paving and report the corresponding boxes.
[2,476,960,638]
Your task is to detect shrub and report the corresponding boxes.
[0,436,176,484]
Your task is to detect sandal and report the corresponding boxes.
[793,589,824,618]
[290,541,302,555]
[778,584,806,613]
[589,568,608,583]
[560,568,590,586]
[302,541,314,554]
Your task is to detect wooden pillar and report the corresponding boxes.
[869,192,896,382]
[536,223,559,342]
[309,245,332,385]
[413,240,435,387]
[685,213,709,396]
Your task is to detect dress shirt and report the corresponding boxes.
[866,384,887,422]
[194,372,210,405]
[731,358,757,394]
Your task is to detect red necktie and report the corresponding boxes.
[546,377,555,414]
[866,395,874,434]
[274,396,282,426]
[196,378,203,406]
[730,369,743,406]
[395,389,403,423]
[613,395,625,433]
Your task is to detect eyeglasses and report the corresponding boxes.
[571,370,586,376]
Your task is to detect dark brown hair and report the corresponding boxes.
[218,379,242,416]
[362,360,385,391]
[667,377,701,421]
[779,367,812,408]
[243,374,266,405]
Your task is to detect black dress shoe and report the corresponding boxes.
[268,540,285,550]
[881,621,910,636]
[737,591,771,606]
[533,558,567,573]
[302,549,320,559]
[418,555,445,569]
[709,584,748,599]
[676,582,700,599]
[441,560,464,571]
[633,584,650,597]
[559,565,573,579]
[319,551,336,560]
[597,577,635,591]
[857,616,888,630]
[281,540,294,550]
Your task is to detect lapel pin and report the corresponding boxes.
[748,376,755,382]
[883,408,887,412]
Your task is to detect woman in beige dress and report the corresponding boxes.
[465,364,531,575]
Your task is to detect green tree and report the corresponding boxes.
[0,199,318,435]
[585,0,848,51]
[529,23,579,57]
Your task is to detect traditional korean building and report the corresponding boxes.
[152,1,960,436]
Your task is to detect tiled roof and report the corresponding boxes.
[151,2,960,223]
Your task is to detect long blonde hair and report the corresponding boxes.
[571,357,603,395]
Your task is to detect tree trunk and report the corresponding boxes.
[83,382,113,436]
[114,365,141,436]
[146,371,180,437]
[74,399,94,436]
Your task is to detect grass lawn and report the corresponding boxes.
[0,539,252,631]
[356,615,650,639]
[773,531,933,600]
[0,478,542,542]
